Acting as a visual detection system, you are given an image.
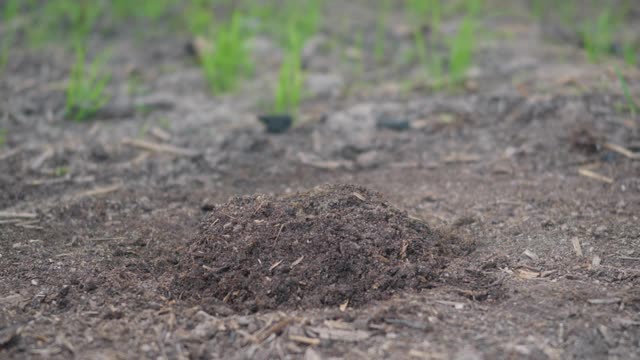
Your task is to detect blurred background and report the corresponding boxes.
[0,0,638,124]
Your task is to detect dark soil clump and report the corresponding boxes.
[176,184,470,312]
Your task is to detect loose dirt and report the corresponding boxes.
[1,0,640,359]
[177,184,471,312]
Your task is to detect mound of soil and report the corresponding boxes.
[176,184,470,312]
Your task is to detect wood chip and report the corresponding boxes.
[571,237,583,257]
[443,153,481,164]
[352,192,366,201]
[304,348,322,360]
[578,168,613,184]
[0,212,37,219]
[122,138,199,157]
[291,255,304,268]
[30,147,54,170]
[255,318,293,342]
[384,318,431,331]
[591,255,602,269]
[597,325,616,347]
[269,260,284,272]
[0,148,20,161]
[619,256,640,261]
[273,223,285,244]
[435,300,465,309]
[0,219,22,225]
[516,268,540,279]
[73,184,121,200]
[614,318,640,327]
[408,349,445,359]
[297,152,353,170]
[91,237,126,242]
[603,142,640,160]
[289,335,320,346]
[150,127,171,141]
[339,299,349,312]
[523,249,539,261]
[587,298,621,305]
[306,327,370,342]
[540,270,557,278]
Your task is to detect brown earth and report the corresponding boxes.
[1,0,640,359]
[176,184,473,312]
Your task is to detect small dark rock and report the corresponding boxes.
[258,114,293,134]
[376,116,410,131]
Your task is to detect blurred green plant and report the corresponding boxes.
[406,0,441,30]
[623,43,637,66]
[0,129,6,146]
[374,0,392,63]
[531,0,546,19]
[185,0,215,36]
[54,166,69,177]
[112,0,176,19]
[200,12,252,94]
[0,0,20,73]
[65,45,111,121]
[449,15,477,82]
[274,24,304,114]
[274,51,303,114]
[582,8,615,62]
[27,0,102,47]
[616,67,638,116]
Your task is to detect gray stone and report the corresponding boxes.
[305,73,343,98]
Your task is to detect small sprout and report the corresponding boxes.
[200,12,252,94]
[616,67,638,116]
[582,8,615,63]
[54,166,69,177]
[0,0,19,73]
[65,45,111,121]
[274,48,304,115]
[449,15,477,83]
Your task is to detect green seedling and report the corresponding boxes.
[413,25,428,69]
[374,0,392,63]
[449,15,476,83]
[200,12,252,94]
[274,51,303,114]
[248,0,321,51]
[274,26,304,114]
[616,67,638,116]
[582,8,615,62]
[531,0,547,19]
[283,0,322,50]
[28,0,102,47]
[113,0,175,19]
[0,129,6,147]
[406,0,441,31]
[0,0,19,74]
[65,45,111,121]
[351,28,366,79]
[54,166,69,177]
[623,43,637,66]
[185,0,215,36]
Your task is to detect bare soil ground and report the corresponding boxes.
[1,1,640,359]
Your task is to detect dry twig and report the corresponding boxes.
[122,138,198,157]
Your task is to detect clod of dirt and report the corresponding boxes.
[176,184,470,312]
